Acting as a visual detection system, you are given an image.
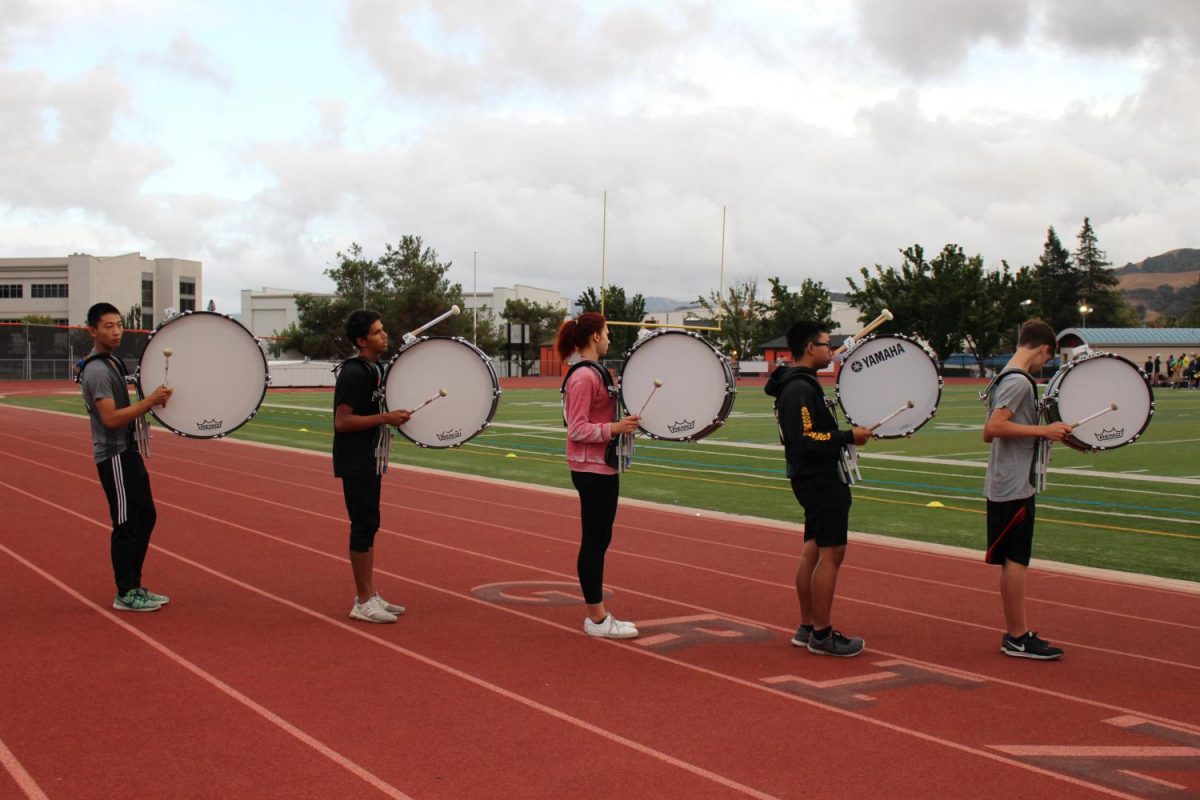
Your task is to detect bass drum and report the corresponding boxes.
[135,311,269,439]
[384,337,501,448]
[1042,352,1153,452]
[836,333,942,438]
[619,329,736,442]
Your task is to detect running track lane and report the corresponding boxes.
[1,406,1198,799]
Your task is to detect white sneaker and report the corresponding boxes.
[584,614,639,639]
[349,595,398,624]
[373,593,405,615]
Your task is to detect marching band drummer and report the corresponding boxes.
[79,302,173,612]
[555,312,642,639]
[982,319,1072,660]
[765,321,871,657]
[333,309,412,624]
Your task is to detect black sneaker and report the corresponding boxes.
[790,625,812,647]
[1001,631,1064,660]
[807,630,864,657]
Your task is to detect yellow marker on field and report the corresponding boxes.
[506,453,518,458]
[925,501,945,508]
[298,428,309,432]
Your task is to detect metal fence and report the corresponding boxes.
[0,323,149,381]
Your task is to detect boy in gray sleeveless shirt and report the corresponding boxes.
[982,319,1072,660]
[80,303,173,612]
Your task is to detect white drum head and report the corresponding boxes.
[836,334,942,438]
[136,312,268,438]
[1044,353,1153,451]
[620,330,735,441]
[385,337,500,448]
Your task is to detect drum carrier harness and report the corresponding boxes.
[771,369,859,485]
[77,352,152,457]
[979,368,1047,492]
[333,356,392,475]
[560,360,632,471]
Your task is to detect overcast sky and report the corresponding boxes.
[2,0,1197,311]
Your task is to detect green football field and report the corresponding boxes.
[5,382,1199,582]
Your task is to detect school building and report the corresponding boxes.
[0,252,202,329]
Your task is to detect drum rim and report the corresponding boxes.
[618,328,737,442]
[383,335,501,449]
[1042,350,1155,452]
[835,332,944,439]
[134,310,269,440]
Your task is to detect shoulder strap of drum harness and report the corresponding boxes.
[76,352,151,456]
[560,360,629,471]
[333,355,391,475]
[560,360,620,426]
[979,368,1045,492]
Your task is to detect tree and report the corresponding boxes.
[123,305,142,330]
[500,298,568,375]
[847,243,1023,368]
[695,276,767,361]
[1073,217,1137,327]
[576,285,647,358]
[760,277,833,343]
[1033,226,1077,333]
[278,237,469,359]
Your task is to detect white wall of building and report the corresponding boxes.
[239,287,336,338]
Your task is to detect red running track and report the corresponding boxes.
[1,404,1198,800]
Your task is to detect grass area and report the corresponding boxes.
[6,382,1199,582]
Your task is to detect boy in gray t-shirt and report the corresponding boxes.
[80,303,173,612]
[982,319,1072,661]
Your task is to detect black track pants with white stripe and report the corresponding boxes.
[96,450,156,597]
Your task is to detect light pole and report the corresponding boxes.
[1079,302,1093,329]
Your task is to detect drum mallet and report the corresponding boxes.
[835,309,893,356]
[1070,403,1117,427]
[869,400,913,432]
[409,388,448,415]
[636,379,663,417]
[162,348,173,387]
[405,305,461,344]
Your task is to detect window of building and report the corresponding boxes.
[30,283,69,298]
[141,277,154,307]
[179,278,196,312]
[142,312,155,330]
[0,284,22,299]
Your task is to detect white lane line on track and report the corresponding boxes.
[0,736,49,800]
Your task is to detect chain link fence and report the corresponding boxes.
[0,323,150,381]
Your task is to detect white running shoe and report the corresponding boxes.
[373,593,405,615]
[350,595,398,624]
[584,614,639,639]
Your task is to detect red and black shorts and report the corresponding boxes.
[986,496,1036,566]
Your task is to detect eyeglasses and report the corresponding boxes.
[811,340,832,349]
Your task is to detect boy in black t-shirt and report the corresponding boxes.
[334,310,412,623]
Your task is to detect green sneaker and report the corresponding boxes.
[139,587,170,606]
[113,589,161,613]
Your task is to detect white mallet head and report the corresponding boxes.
[653,378,662,388]
[882,309,894,321]
[163,348,173,358]
[438,388,448,397]
[450,305,461,316]
[904,399,913,408]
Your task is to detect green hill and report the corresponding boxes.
[1115,248,1200,274]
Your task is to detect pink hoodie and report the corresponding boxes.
[563,365,617,475]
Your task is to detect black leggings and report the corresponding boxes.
[570,471,619,605]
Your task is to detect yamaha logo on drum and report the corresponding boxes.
[1095,427,1124,442]
[197,419,224,431]
[667,419,695,434]
[437,428,463,442]
[849,341,907,373]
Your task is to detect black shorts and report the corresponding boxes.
[342,473,382,553]
[986,497,1036,566]
[790,474,851,548]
